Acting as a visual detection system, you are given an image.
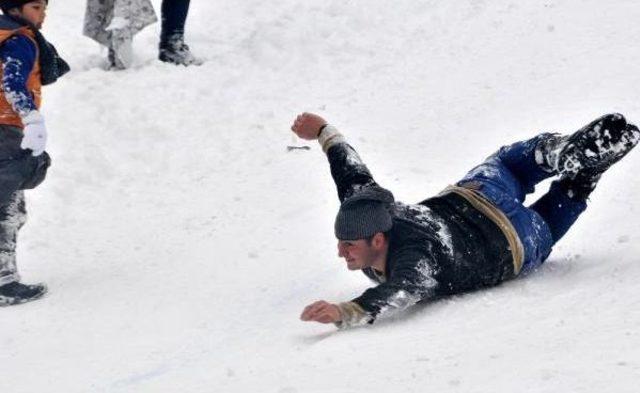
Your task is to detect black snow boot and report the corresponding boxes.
[0,281,47,306]
[555,171,602,201]
[556,113,640,177]
[538,113,640,200]
[159,37,202,66]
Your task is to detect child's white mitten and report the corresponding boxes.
[21,111,47,156]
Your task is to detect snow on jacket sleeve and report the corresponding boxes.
[322,125,381,203]
[340,247,439,328]
[0,35,38,117]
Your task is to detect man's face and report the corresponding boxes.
[12,1,47,29]
[337,239,380,271]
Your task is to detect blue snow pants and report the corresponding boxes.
[457,133,587,273]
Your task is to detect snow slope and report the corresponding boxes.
[2,1,640,392]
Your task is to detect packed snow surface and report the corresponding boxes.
[2,1,640,392]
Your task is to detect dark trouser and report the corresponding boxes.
[457,133,587,274]
[0,126,50,286]
[0,191,26,286]
[160,0,191,45]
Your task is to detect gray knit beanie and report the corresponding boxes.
[334,187,395,240]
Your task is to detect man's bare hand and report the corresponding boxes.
[291,113,328,140]
[300,300,342,324]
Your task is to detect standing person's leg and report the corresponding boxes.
[83,0,114,48]
[159,0,202,66]
[0,191,46,306]
[0,191,26,287]
[84,0,157,70]
[0,127,50,306]
[160,0,190,45]
[109,0,158,69]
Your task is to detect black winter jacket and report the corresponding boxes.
[327,142,514,323]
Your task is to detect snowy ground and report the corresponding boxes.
[2,1,640,392]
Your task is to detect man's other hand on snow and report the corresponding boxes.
[300,300,341,324]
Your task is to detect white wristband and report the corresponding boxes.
[334,301,372,329]
[318,125,346,153]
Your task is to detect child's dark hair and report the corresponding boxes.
[0,0,47,14]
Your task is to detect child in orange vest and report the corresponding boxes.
[0,0,68,306]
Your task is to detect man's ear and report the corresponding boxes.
[372,232,386,249]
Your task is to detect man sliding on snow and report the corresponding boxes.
[292,112,639,328]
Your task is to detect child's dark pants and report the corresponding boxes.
[0,126,50,285]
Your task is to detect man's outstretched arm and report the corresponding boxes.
[299,248,440,328]
[291,113,382,202]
